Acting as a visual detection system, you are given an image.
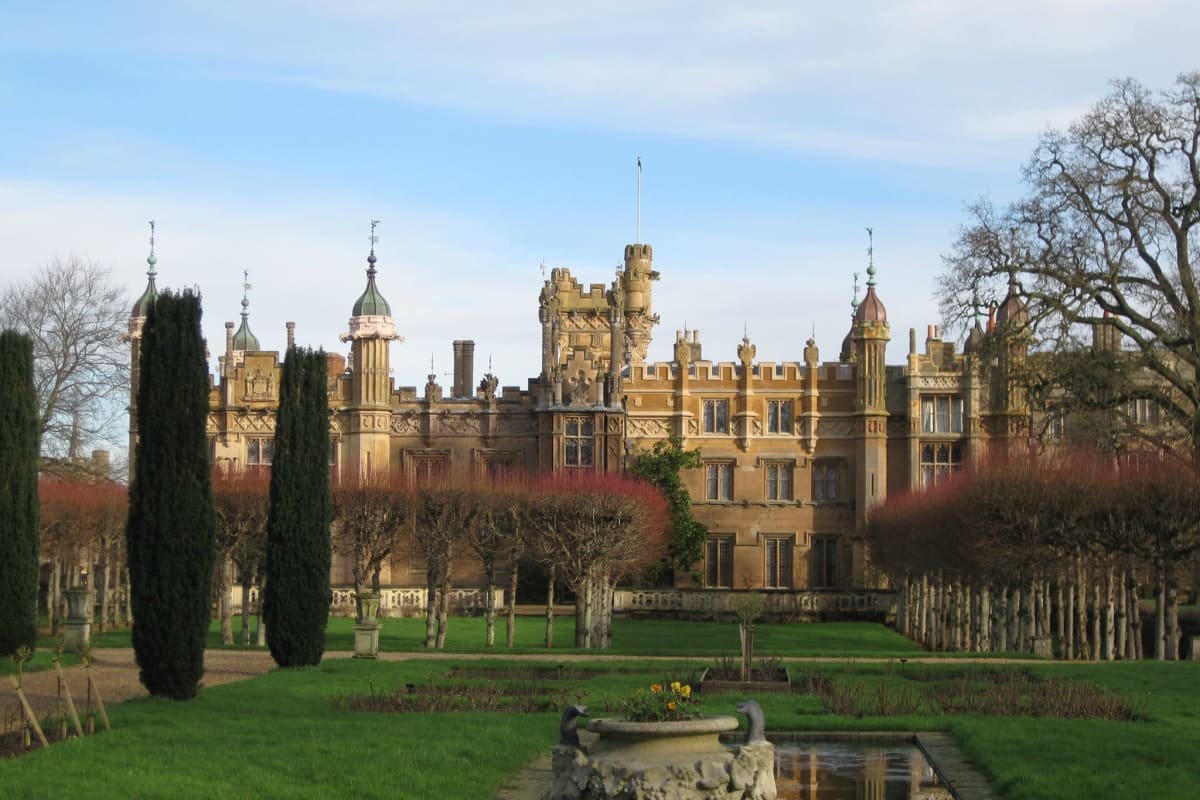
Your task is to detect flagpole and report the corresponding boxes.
[636,156,642,244]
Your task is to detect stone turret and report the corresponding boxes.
[852,235,890,564]
[339,230,401,478]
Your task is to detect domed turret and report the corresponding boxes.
[351,250,392,317]
[963,288,986,355]
[231,270,261,351]
[839,274,859,363]
[852,237,887,324]
[994,276,1029,326]
[131,242,158,318]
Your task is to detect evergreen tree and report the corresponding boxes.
[125,290,215,699]
[0,331,40,656]
[264,347,331,667]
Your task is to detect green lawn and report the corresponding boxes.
[88,616,933,658]
[2,656,1198,799]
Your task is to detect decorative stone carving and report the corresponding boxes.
[627,418,670,438]
[243,368,275,401]
[479,372,499,402]
[440,413,483,435]
[391,414,421,434]
[569,371,592,406]
[424,373,442,403]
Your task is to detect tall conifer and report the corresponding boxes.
[264,347,331,667]
[125,290,215,699]
[0,331,40,656]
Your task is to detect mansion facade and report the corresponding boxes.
[125,240,1040,594]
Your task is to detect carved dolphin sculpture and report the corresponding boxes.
[735,699,766,744]
[559,704,588,748]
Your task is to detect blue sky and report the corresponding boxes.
[2,1,1196,387]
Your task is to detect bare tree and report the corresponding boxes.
[939,73,1200,458]
[332,475,410,598]
[212,470,270,646]
[0,258,129,459]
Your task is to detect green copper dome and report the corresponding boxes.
[352,252,392,317]
[232,272,261,350]
[131,251,158,317]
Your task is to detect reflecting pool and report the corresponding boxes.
[773,741,950,800]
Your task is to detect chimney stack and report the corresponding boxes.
[453,340,475,398]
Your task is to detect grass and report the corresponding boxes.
[87,616,932,658]
[6,619,1198,798]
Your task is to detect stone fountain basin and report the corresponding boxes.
[586,716,740,760]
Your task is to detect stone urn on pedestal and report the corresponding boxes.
[63,587,94,653]
[353,591,381,658]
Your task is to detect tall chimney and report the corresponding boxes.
[286,321,295,350]
[453,340,476,398]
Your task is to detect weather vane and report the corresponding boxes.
[148,220,156,254]
[242,269,252,296]
[369,219,380,253]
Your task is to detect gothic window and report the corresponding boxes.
[811,535,838,588]
[565,416,594,467]
[705,536,734,588]
[812,461,840,503]
[764,462,793,501]
[764,536,794,589]
[766,399,793,434]
[921,395,964,434]
[246,437,273,470]
[704,461,733,502]
[413,455,449,483]
[702,399,729,434]
[920,442,963,488]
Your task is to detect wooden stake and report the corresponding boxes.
[54,660,84,737]
[87,671,110,731]
[8,675,49,748]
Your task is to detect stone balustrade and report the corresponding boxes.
[613,588,897,622]
[226,586,504,618]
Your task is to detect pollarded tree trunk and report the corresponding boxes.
[979,585,991,653]
[506,564,519,649]
[1054,582,1065,658]
[95,540,109,634]
[1089,582,1101,662]
[544,565,556,649]
[1075,562,1090,661]
[1064,578,1075,660]
[1103,566,1115,661]
[1022,581,1035,652]
[1126,573,1141,661]
[1165,574,1180,661]
[994,587,1007,653]
[435,571,452,650]
[240,570,254,646]
[1154,563,1166,660]
[1007,586,1020,653]
[1115,569,1127,661]
[897,576,909,637]
[219,554,234,646]
[574,581,590,649]
[424,563,439,648]
[483,565,497,648]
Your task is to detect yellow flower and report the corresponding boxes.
[651,684,663,693]
[668,701,677,710]
[671,681,681,692]
[680,685,692,698]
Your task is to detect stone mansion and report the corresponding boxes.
[124,238,1040,596]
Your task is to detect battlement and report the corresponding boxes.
[624,243,653,261]
[545,268,611,309]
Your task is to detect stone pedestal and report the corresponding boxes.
[547,717,776,799]
[63,588,93,653]
[353,621,380,658]
[1030,636,1054,659]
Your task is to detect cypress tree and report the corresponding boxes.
[264,347,331,667]
[0,331,40,656]
[125,290,215,699]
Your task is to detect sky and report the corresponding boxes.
[2,1,1196,394]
